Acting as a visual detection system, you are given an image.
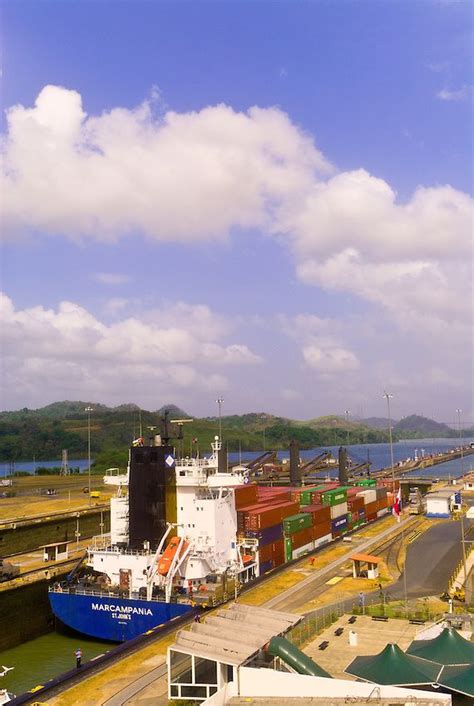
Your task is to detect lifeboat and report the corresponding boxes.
[158,536,188,576]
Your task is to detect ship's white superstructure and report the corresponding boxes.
[87,438,253,606]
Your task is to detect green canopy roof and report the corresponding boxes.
[345,643,441,686]
[406,628,474,666]
[437,664,474,698]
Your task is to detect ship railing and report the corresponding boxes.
[87,544,151,557]
[48,585,191,604]
[89,533,112,550]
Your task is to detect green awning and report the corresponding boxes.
[437,664,474,698]
[406,628,474,666]
[345,643,441,685]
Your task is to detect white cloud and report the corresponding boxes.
[2,85,331,243]
[436,85,471,101]
[1,86,472,361]
[303,345,359,373]
[93,272,131,285]
[0,293,261,408]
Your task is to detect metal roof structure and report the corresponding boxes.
[170,603,303,666]
[437,663,474,698]
[406,627,474,665]
[344,643,441,686]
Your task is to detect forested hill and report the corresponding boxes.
[0,402,468,470]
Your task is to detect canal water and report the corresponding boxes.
[0,629,113,696]
[1,438,473,697]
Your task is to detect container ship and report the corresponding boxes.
[49,433,396,642]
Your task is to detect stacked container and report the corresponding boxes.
[283,512,314,560]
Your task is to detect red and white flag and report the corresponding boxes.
[392,487,402,522]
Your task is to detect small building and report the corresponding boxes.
[463,475,474,491]
[425,491,452,518]
[350,553,381,580]
[41,541,69,562]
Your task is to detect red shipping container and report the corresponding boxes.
[348,496,365,512]
[301,503,331,524]
[367,513,377,522]
[312,520,332,540]
[291,526,313,550]
[272,538,285,567]
[365,500,378,515]
[245,501,300,530]
[311,483,340,503]
[234,484,258,509]
[258,542,274,563]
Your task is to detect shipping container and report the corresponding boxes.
[347,496,365,512]
[376,508,388,518]
[284,537,292,562]
[291,526,314,550]
[292,541,314,559]
[301,503,331,524]
[258,559,274,575]
[245,500,300,530]
[366,513,377,522]
[330,501,348,519]
[312,520,332,540]
[331,515,348,533]
[321,488,347,506]
[234,484,258,509]
[283,512,313,534]
[355,479,376,487]
[246,523,283,546]
[364,500,378,516]
[314,533,332,549]
[357,489,377,504]
[272,538,285,567]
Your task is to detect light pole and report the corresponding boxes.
[383,393,395,488]
[85,406,93,504]
[456,409,464,476]
[344,410,351,446]
[216,398,224,440]
[456,409,468,587]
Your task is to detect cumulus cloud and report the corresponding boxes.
[0,293,261,407]
[1,85,472,348]
[303,345,359,373]
[1,84,331,242]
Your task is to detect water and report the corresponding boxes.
[229,438,474,477]
[0,459,91,476]
[0,630,112,696]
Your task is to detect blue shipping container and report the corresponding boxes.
[331,515,348,532]
[259,560,274,574]
[246,524,283,546]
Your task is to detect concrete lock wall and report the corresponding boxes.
[0,509,110,556]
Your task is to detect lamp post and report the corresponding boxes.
[456,409,468,586]
[85,406,93,504]
[383,393,395,488]
[216,398,224,441]
[456,409,464,476]
[344,410,351,446]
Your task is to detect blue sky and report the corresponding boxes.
[1,0,472,425]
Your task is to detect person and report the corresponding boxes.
[75,647,82,668]
[193,613,201,623]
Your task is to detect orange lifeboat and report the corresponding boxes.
[158,536,188,576]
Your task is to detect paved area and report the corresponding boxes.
[305,614,421,679]
[390,519,473,599]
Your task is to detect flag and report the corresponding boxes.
[392,486,402,522]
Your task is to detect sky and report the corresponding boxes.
[0,0,473,425]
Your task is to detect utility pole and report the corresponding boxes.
[85,406,93,505]
[383,393,395,488]
[456,409,467,586]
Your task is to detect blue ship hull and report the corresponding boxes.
[49,591,194,641]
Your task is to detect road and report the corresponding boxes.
[390,518,473,599]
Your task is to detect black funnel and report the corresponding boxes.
[289,440,301,486]
[338,446,348,484]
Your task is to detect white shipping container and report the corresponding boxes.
[292,541,314,559]
[314,533,332,549]
[376,508,388,518]
[330,501,348,519]
[357,489,377,504]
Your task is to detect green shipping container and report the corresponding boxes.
[285,537,293,562]
[355,479,376,487]
[299,485,324,505]
[321,489,347,506]
[283,512,313,534]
